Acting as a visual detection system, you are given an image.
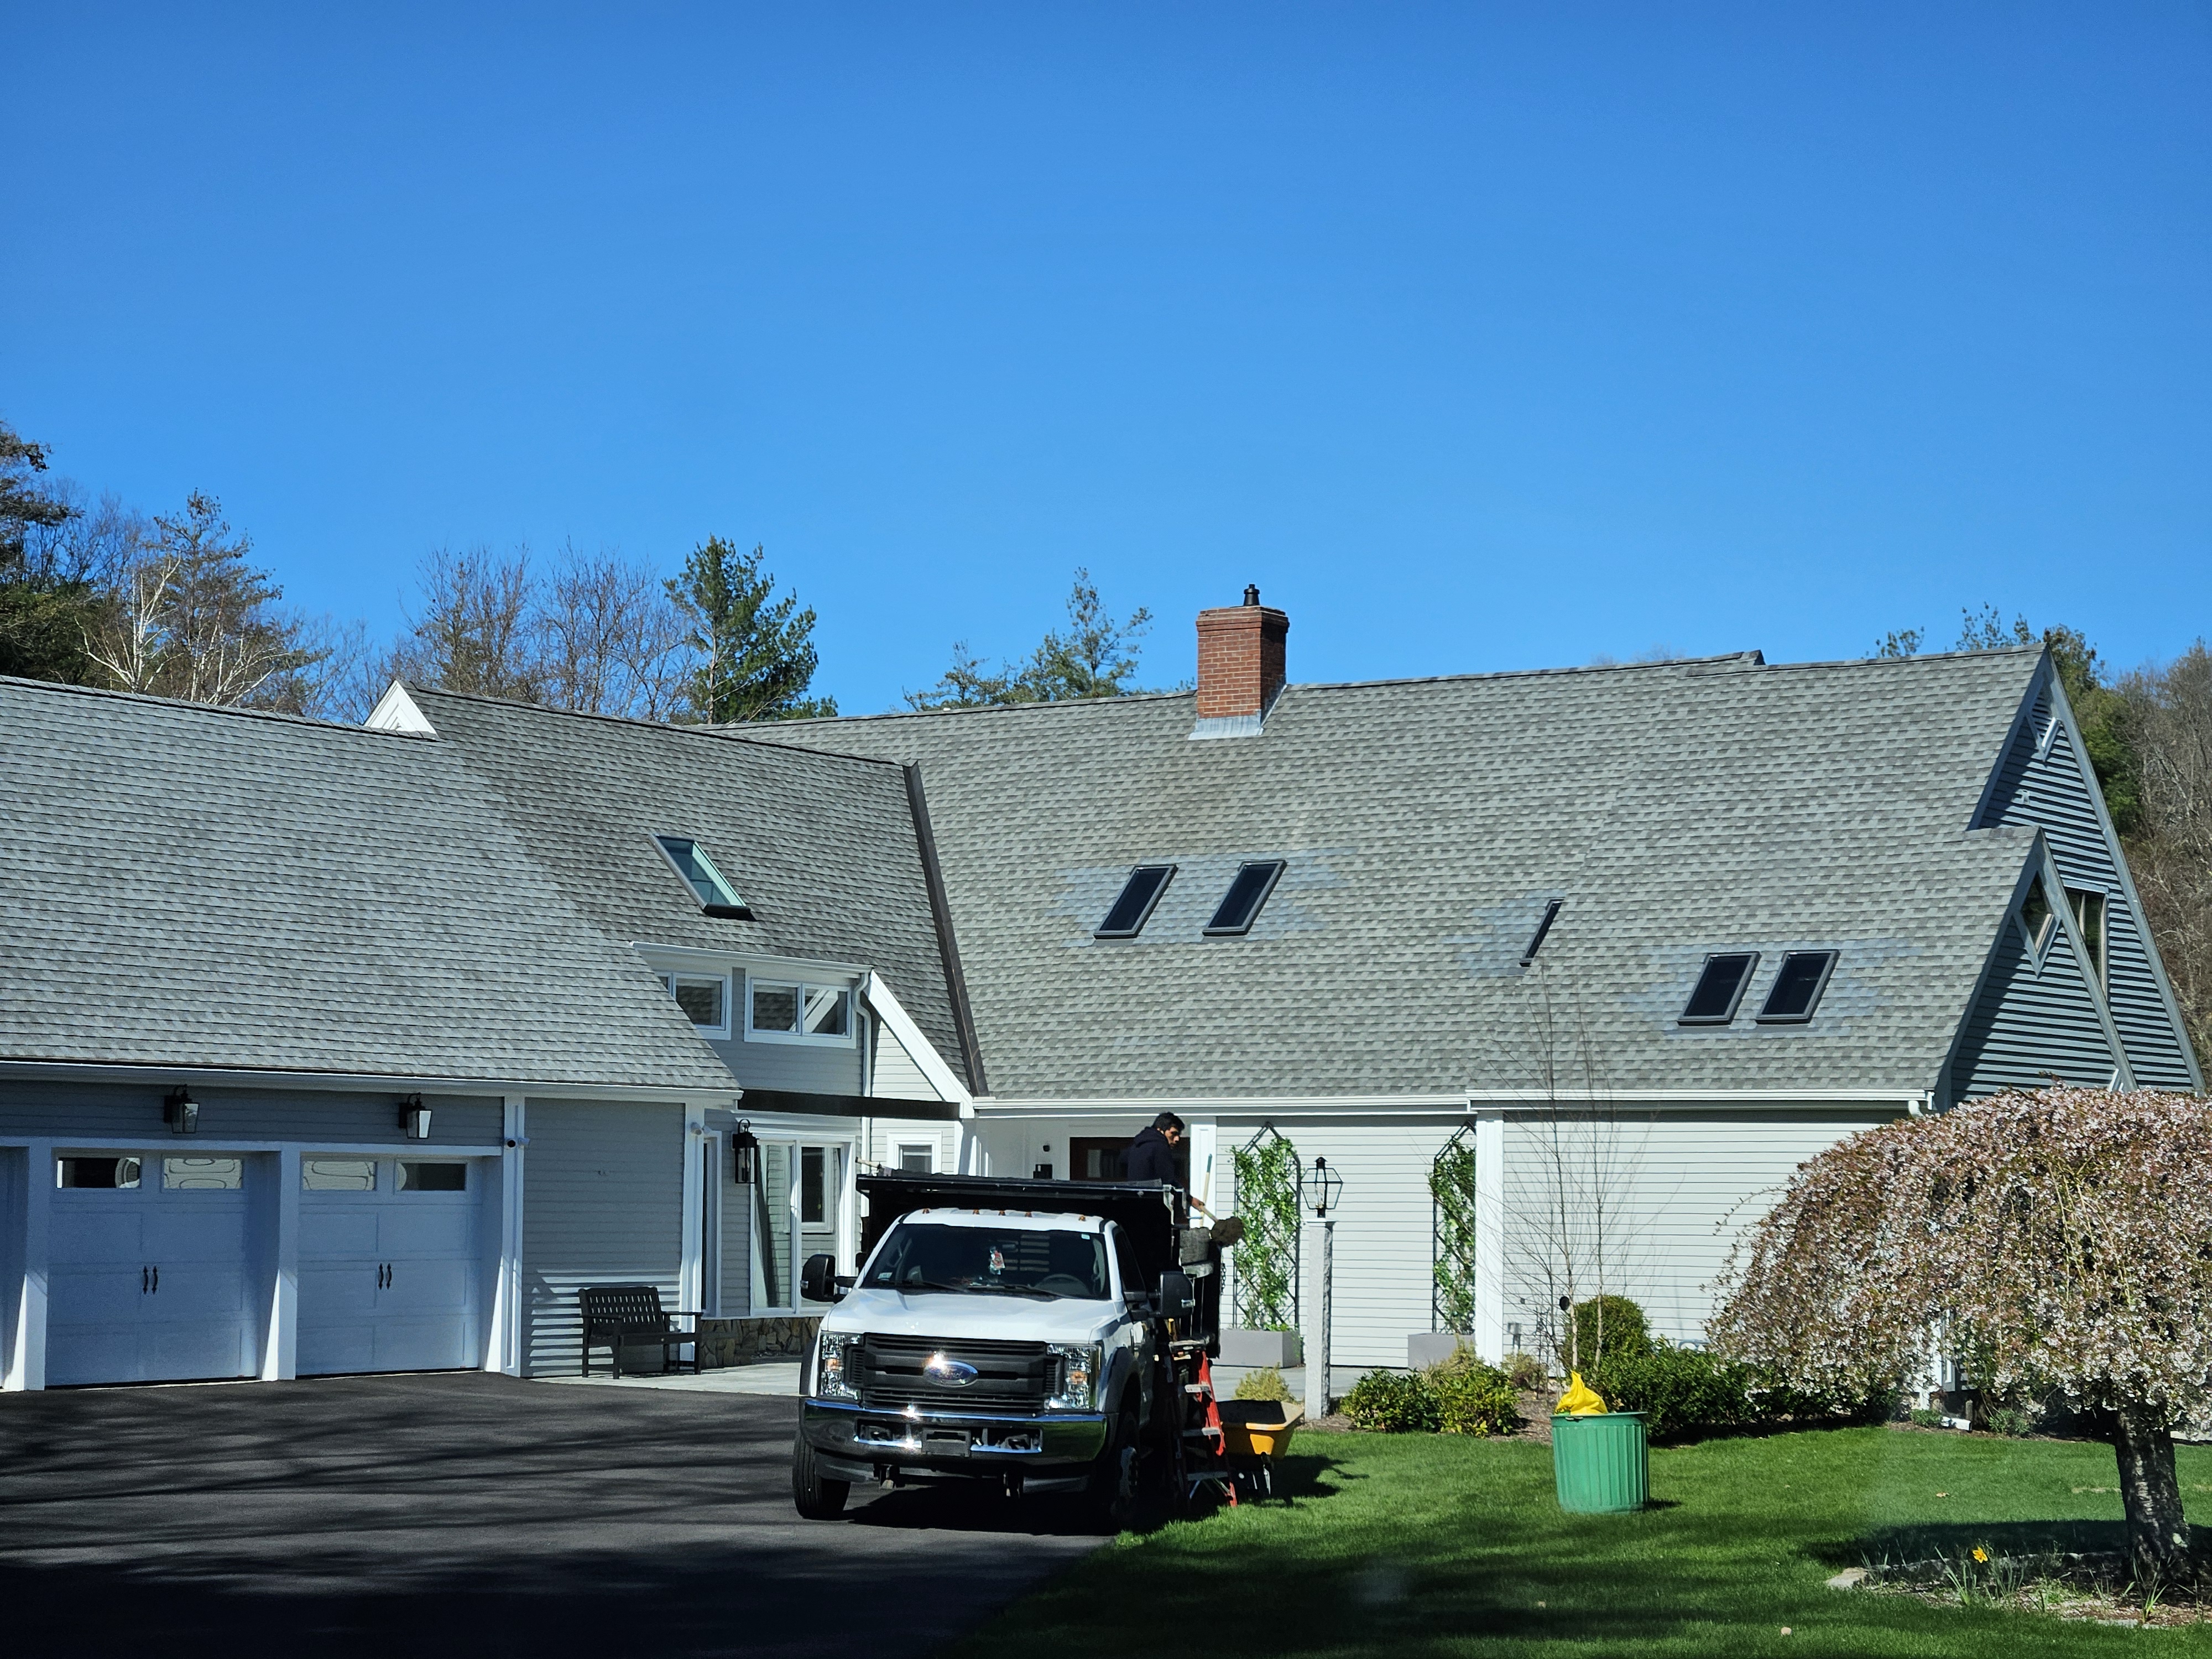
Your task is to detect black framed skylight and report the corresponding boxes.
[1203,860,1286,937]
[1096,864,1176,939]
[653,835,751,919]
[1679,952,1759,1025]
[1756,951,1838,1024]
[1520,899,1564,967]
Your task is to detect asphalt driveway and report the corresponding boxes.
[0,1372,1104,1657]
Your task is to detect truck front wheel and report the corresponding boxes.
[791,1432,851,1519]
[1087,1405,1142,1530]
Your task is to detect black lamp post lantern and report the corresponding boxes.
[164,1087,199,1136]
[1300,1156,1343,1218]
[398,1095,432,1140]
[731,1120,759,1186]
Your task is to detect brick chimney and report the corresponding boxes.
[1195,585,1289,721]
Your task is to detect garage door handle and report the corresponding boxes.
[142,1266,148,1295]
[150,1265,158,1293]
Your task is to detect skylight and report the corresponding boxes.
[1203,860,1286,937]
[1096,864,1177,939]
[1756,952,1838,1024]
[653,835,750,919]
[1679,952,1759,1025]
[1520,900,1563,967]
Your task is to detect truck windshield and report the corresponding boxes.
[866,1223,1112,1300]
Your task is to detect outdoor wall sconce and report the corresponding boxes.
[398,1095,432,1140]
[164,1087,199,1136]
[731,1120,759,1186]
[1301,1155,1343,1218]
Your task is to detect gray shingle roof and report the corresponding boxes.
[0,677,733,1092]
[406,688,969,1089]
[764,649,2047,1101]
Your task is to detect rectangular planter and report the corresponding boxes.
[1219,1328,1303,1369]
[1407,1332,1474,1369]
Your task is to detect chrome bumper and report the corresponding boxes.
[801,1399,1107,1482]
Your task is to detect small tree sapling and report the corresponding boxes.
[1710,1087,2212,1572]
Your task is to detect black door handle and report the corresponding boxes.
[142,1266,148,1294]
[150,1265,158,1293]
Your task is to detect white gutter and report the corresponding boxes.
[0,1058,740,1107]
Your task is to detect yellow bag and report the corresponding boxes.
[1554,1371,1608,1416]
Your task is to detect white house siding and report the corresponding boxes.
[1981,688,2198,1090]
[1498,1109,1896,1354]
[520,1098,684,1376]
[1949,920,2120,1100]
[869,1022,943,1103]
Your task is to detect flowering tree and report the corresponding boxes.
[1710,1087,2212,1571]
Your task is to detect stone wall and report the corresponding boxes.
[695,1315,821,1369]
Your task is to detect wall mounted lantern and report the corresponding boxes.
[398,1095,432,1140]
[731,1120,759,1186]
[1300,1155,1343,1218]
[164,1087,199,1136]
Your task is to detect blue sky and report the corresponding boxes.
[6,4,2208,709]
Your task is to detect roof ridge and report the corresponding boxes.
[0,673,425,738]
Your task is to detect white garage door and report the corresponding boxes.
[298,1156,483,1376]
[47,1154,257,1386]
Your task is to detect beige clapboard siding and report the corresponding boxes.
[520,1098,684,1376]
[1500,1110,1891,1351]
[869,1021,945,1103]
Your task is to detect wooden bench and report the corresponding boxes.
[579,1284,701,1378]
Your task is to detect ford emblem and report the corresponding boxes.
[923,1353,978,1386]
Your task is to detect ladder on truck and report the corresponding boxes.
[1170,1339,1235,1510]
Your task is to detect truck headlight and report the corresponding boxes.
[815,1332,859,1401]
[1046,1343,1102,1412]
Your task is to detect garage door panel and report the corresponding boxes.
[144,1207,247,1259]
[375,1317,474,1373]
[297,1316,377,1376]
[45,1316,142,1386]
[390,1209,474,1256]
[301,1209,380,1257]
[385,1258,473,1314]
[51,1205,147,1263]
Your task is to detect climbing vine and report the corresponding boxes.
[1232,1125,1301,1330]
[1431,1129,1478,1333]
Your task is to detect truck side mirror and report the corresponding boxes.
[1157,1270,1196,1319]
[800,1253,844,1303]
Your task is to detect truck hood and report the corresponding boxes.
[819,1288,1121,1345]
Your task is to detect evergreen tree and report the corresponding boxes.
[0,419,106,684]
[906,569,1152,709]
[669,538,836,722]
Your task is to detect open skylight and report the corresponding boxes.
[653,835,750,919]
[1756,952,1838,1024]
[1679,952,1759,1025]
[1096,864,1176,939]
[1204,860,1286,937]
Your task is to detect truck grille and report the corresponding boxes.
[854,1334,1053,1411]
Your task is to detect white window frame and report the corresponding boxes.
[744,979,857,1047]
[659,970,732,1040]
[894,1140,937,1174]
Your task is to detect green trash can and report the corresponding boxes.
[1551,1412,1648,1512]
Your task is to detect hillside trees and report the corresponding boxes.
[1712,1088,2212,1573]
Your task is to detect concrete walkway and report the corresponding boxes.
[537,1360,804,1396]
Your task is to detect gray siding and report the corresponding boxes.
[869,1023,945,1102]
[0,1080,503,1146]
[719,1180,755,1314]
[1948,921,2121,1102]
[1500,1110,1894,1353]
[1979,688,2198,1089]
[520,1098,685,1376]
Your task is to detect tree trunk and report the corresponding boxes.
[2110,1405,2193,1574]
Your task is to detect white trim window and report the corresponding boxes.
[659,971,732,1039]
[747,979,855,1046]
[895,1141,936,1174]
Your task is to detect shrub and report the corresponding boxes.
[1591,1342,1749,1441]
[1344,1369,1439,1432]
[1430,1364,1521,1437]
[1569,1295,1652,1370]
[1234,1365,1296,1404]
[1984,1404,2034,1438]
[1504,1350,1549,1391]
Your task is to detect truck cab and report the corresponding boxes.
[790,1172,1224,1522]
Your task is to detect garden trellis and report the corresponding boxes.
[1232,1124,1301,1330]
[1431,1125,1477,1333]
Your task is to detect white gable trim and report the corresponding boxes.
[366,680,437,735]
[860,973,974,1117]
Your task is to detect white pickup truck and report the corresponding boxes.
[790,1171,1228,1524]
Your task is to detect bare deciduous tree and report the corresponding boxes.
[2122,644,2212,1065]
[392,545,545,702]
[539,541,692,719]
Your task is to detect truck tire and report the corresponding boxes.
[791,1432,851,1519]
[1087,1405,1142,1530]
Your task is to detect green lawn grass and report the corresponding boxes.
[947,1428,2212,1658]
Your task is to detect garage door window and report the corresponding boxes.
[303,1159,377,1191]
[398,1161,467,1192]
[164,1157,243,1190]
[57,1156,140,1189]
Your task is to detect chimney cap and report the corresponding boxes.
[1243,584,1260,606]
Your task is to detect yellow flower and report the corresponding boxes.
[1972,1547,1989,1563]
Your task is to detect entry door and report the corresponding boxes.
[298,1156,482,1376]
[47,1154,255,1386]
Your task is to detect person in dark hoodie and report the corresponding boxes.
[1122,1112,1186,1187]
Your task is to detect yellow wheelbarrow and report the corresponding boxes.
[1215,1400,1303,1501]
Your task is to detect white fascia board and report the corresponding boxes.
[365,680,436,734]
[633,942,868,982]
[969,1089,1923,1121]
[859,973,974,1117]
[721,1109,868,1138]
[0,1058,739,1107]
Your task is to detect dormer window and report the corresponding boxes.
[658,972,731,1038]
[654,835,750,919]
[748,979,854,1045]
